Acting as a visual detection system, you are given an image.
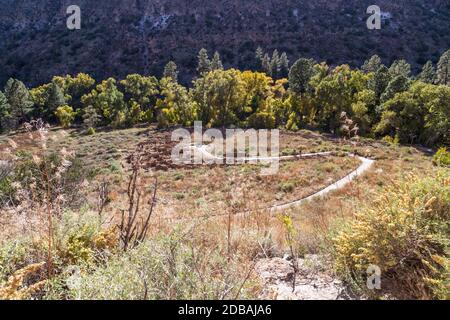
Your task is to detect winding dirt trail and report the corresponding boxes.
[191,144,375,213]
[191,144,375,300]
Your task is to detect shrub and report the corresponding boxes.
[278,181,295,193]
[0,262,46,300]
[13,152,87,209]
[433,147,450,166]
[65,231,257,300]
[86,127,96,135]
[55,105,76,128]
[382,134,399,146]
[0,175,14,206]
[54,210,118,265]
[0,238,37,283]
[247,112,275,129]
[332,171,450,299]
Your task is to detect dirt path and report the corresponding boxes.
[191,145,375,213]
[189,145,375,299]
[269,155,374,212]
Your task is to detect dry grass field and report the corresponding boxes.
[0,125,446,300]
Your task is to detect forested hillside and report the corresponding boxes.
[1,0,450,86]
[1,49,450,146]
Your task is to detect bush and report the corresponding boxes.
[0,238,37,283]
[0,172,15,206]
[12,152,87,209]
[433,147,450,166]
[64,231,257,300]
[382,135,399,146]
[247,112,275,129]
[55,105,76,128]
[54,210,118,266]
[332,171,450,299]
[86,127,96,135]
[278,181,295,193]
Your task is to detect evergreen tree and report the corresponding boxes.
[0,91,11,132]
[197,48,211,75]
[436,49,450,85]
[261,54,271,75]
[46,82,66,119]
[4,78,34,127]
[380,75,410,103]
[82,104,101,129]
[369,66,392,104]
[288,58,315,96]
[418,61,436,84]
[255,47,264,61]
[270,49,280,77]
[210,51,223,71]
[362,55,382,73]
[163,61,179,82]
[389,59,411,78]
[279,52,289,74]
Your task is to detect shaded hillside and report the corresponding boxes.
[0,0,449,86]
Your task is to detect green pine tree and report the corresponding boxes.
[262,54,271,75]
[0,91,11,132]
[279,52,289,73]
[270,49,280,77]
[288,58,315,96]
[210,51,223,71]
[197,48,211,75]
[418,61,436,84]
[368,66,392,104]
[389,59,411,78]
[4,78,34,127]
[82,104,101,130]
[255,46,264,61]
[436,49,450,85]
[46,82,66,119]
[362,55,382,73]
[380,75,410,103]
[163,61,179,82]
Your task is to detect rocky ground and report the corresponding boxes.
[255,255,357,300]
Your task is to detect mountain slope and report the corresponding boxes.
[0,0,449,86]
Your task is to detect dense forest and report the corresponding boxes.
[1,48,449,146]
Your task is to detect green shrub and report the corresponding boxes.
[382,134,399,146]
[65,231,257,300]
[86,127,96,135]
[54,210,118,266]
[278,181,295,193]
[0,238,35,283]
[55,105,76,128]
[0,177,14,205]
[247,112,275,129]
[11,152,87,209]
[433,147,450,166]
[281,148,297,156]
[332,171,450,299]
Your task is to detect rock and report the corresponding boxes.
[255,254,351,300]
